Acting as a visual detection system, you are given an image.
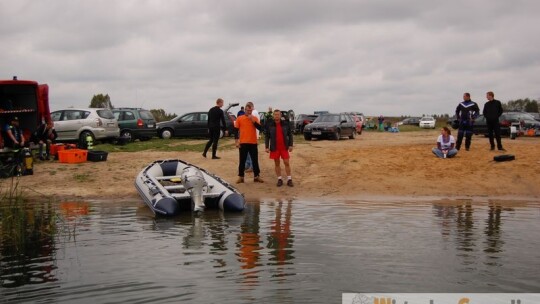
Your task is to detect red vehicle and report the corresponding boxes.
[0,77,52,151]
[347,112,364,134]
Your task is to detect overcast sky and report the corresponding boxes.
[1,0,539,117]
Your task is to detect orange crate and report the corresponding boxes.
[50,144,65,156]
[58,149,88,163]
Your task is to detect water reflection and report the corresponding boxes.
[432,200,526,270]
[0,198,539,303]
[0,201,58,288]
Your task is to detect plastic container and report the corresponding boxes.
[87,150,108,162]
[58,149,88,163]
[50,144,65,156]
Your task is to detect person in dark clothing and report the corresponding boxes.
[3,116,25,148]
[32,121,58,160]
[265,109,294,187]
[483,91,505,151]
[237,106,245,117]
[203,98,228,159]
[455,93,480,151]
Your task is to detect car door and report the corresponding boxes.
[193,112,209,136]
[55,110,84,140]
[174,113,198,137]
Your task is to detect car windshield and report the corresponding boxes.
[314,115,340,123]
[421,117,434,121]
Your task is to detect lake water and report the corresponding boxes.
[1,198,539,303]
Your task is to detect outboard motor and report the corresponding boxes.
[181,166,207,213]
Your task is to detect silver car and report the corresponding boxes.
[51,108,120,143]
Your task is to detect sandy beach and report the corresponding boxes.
[10,130,540,202]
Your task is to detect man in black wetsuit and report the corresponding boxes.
[455,92,480,151]
[203,98,228,159]
[483,91,505,151]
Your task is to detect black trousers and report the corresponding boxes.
[486,119,503,149]
[204,127,221,157]
[456,124,473,150]
[238,144,260,177]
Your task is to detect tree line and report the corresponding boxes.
[89,94,176,122]
[88,93,539,122]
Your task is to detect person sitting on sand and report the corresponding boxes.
[432,126,458,159]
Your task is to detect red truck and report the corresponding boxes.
[0,76,52,151]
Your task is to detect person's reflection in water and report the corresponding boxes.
[267,200,294,271]
[484,204,504,257]
[238,203,261,288]
[433,204,456,238]
[456,202,476,253]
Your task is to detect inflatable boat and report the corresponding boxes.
[135,159,245,216]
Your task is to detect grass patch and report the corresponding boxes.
[73,173,94,183]
[90,135,308,153]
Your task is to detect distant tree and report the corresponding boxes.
[503,98,538,112]
[89,94,113,108]
[525,100,539,113]
[150,109,177,122]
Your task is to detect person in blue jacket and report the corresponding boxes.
[455,93,480,151]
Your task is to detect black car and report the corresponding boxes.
[472,112,540,136]
[303,113,356,140]
[259,109,296,132]
[112,108,157,141]
[399,117,422,125]
[293,114,319,134]
[157,103,238,139]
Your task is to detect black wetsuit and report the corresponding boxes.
[203,106,227,158]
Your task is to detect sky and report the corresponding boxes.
[1,0,539,117]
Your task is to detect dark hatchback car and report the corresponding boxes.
[157,103,238,139]
[303,113,356,140]
[471,112,540,136]
[112,108,157,141]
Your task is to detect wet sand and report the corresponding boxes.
[10,130,540,201]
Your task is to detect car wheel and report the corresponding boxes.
[349,130,356,139]
[334,130,341,140]
[79,131,95,147]
[121,130,133,142]
[160,128,173,139]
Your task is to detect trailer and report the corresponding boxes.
[0,76,51,152]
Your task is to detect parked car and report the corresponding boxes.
[473,112,540,136]
[419,116,436,129]
[345,112,364,134]
[398,117,422,126]
[529,112,540,121]
[303,113,356,140]
[51,108,120,143]
[157,103,238,139]
[293,114,319,134]
[259,109,296,132]
[112,108,157,142]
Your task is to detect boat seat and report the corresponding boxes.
[163,185,186,191]
[155,175,183,182]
